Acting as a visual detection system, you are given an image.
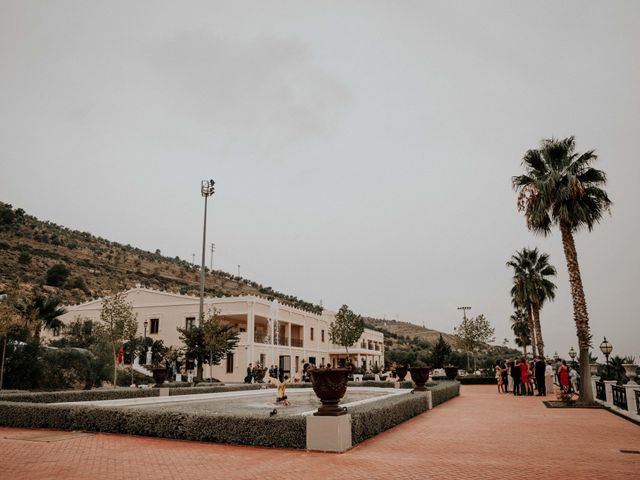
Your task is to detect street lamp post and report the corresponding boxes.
[457,306,471,371]
[143,320,148,366]
[198,180,215,327]
[568,346,577,369]
[599,337,613,380]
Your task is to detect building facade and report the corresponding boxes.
[51,287,385,383]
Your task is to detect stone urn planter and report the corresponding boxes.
[589,363,599,377]
[309,368,349,416]
[444,366,459,381]
[409,367,431,391]
[622,364,638,385]
[395,366,408,381]
[152,367,168,387]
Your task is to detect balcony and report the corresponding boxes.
[254,333,269,344]
[291,338,303,348]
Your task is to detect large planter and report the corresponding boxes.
[589,363,599,376]
[395,366,408,381]
[622,364,638,385]
[409,367,431,391]
[309,368,349,416]
[152,367,168,387]
[444,366,459,381]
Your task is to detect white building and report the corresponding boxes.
[50,287,385,382]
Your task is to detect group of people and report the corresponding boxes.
[495,357,580,396]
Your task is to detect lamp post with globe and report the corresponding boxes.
[599,337,613,380]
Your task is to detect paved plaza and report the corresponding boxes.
[1,385,638,479]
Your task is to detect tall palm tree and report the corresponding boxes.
[510,309,531,356]
[513,136,612,403]
[507,249,539,355]
[507,248,557,358]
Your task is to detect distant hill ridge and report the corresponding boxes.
[0,201,459,344]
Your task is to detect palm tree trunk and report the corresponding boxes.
[520,337,527,356]
[1,336,7,390]
[528,305,538,356]
[112,343,118,388]
[560,222,593,403]
[532,305,545,358]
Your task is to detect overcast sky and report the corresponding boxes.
[1,1,638,359]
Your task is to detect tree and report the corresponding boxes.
[454,314,495,370]
[99,291,138,387]
[510,309,531,356]
[0,293,23,390]
[507,247,557,357]
[513,136,612,402]
[45,263,71,287]
[20,290,67,341]
[329,304,364,358]
[202,308,239,381]
[177,308,239,381]
[430,334,452,368]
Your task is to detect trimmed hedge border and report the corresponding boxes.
[0,402,306,448]
[350,381,460,445]
[0,381,459,449]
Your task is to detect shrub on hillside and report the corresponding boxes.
[45,263,70,287]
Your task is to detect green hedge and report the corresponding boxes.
[349,381,460,445]
[0,402,306,448]
[0,383,273,404]
[0,388,158,404]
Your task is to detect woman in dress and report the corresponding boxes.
[495,361,504,393]
[558,360,570,393]
[520,357,532,396]
[544,360,554,394]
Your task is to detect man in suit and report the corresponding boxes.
[511,359,521,396]
[534,356,547,396]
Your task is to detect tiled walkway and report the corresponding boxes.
[1,385,638,479]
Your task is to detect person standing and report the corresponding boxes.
[246,363,253,384]
[569,366,580,394]
[495,361,504,393]
[535,357,546,396]
[544,360,554,395]
[520,358,531,395]
[558,360,570,393]
[502,359,509,393]
[511,359,521,396]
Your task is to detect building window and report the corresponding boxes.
[295,356,299,373]
[226,353,234,373]
[260,353,266,367]
[321,357,325,367]
[310,327,314,341]
[185,317,195,330]
[52,327,61,337]
[150,318,159,334]
[321,329,325,342]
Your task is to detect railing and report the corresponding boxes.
[595,381,606,401]
[635,390,640,415]
[291,338,303,348]
[612,385,627,410]
[374,345,380,351]
[277,337,289,346]
[254,333,269,344]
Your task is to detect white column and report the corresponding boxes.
[247,301,255,366]
[624,384,640,417]
[591,375,600,401]
[604,380,617,406]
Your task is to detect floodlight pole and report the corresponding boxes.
[199,180,215,327]
[457,306,472,370]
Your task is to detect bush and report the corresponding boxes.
[0,402,306,448]
[45,263,70,287]
[429,380,460,407]
[38,348,95,390]
[0,388,158,404]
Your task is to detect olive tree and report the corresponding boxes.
[329,304,364,358]
[99,291,138,387]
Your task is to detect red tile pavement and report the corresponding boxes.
[1,385,638,480]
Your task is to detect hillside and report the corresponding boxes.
[0,201,322,312]
[0,201,483,357]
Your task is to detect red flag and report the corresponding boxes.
[118,346,124,364]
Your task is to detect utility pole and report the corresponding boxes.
[457,306,472,371]
[210,243,215,271]
[237,264,241,277]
